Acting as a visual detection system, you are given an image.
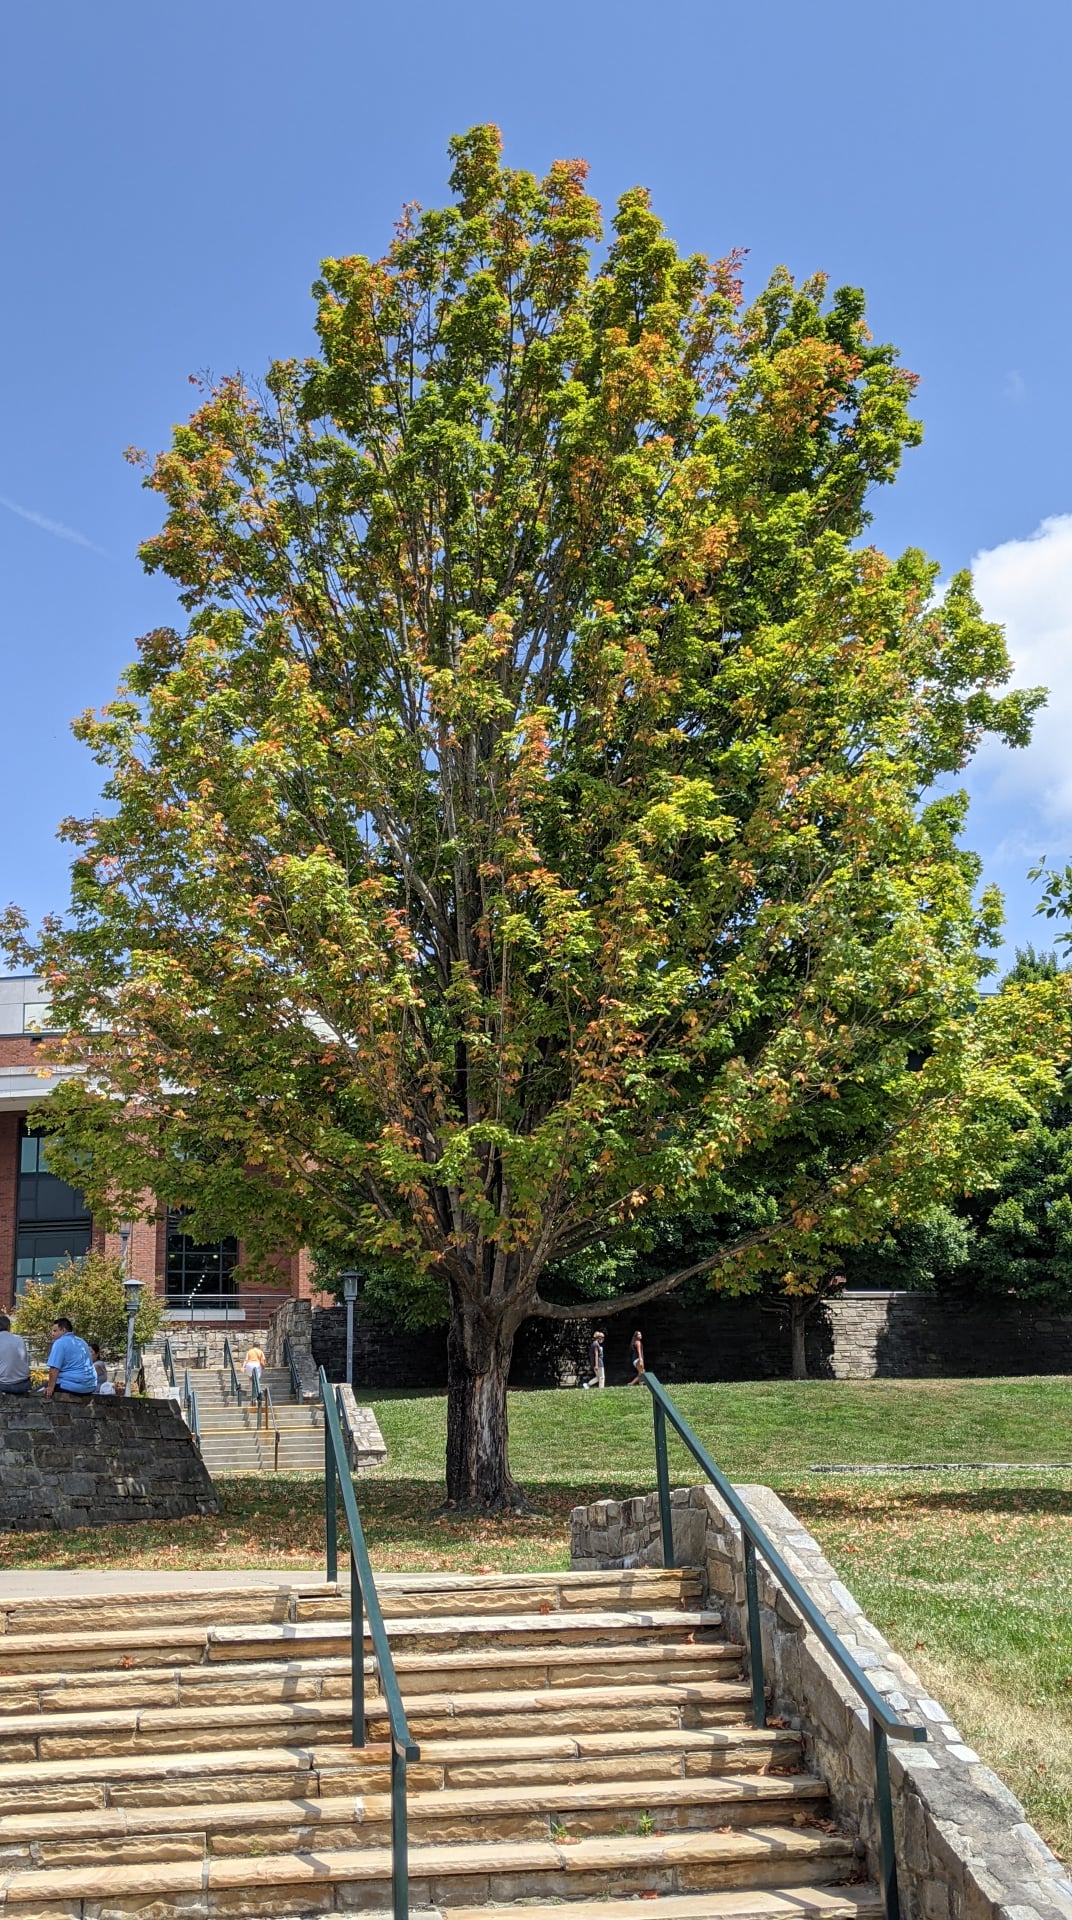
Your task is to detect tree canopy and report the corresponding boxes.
[6,127,1068,1505]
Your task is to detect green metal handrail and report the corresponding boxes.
[180,1368,200,1446]
[255,1378,281,1470]
[162,1336,176,1388]
[642,1372,924,1920]
[283,1333,302,1402]
[320,1366,418,1920]
[222,1336,243,1405]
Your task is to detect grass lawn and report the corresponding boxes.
[1,1376,1070,1857]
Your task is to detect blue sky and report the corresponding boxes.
[2,0,1070,968]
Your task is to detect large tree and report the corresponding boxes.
[7,128,1067,1507]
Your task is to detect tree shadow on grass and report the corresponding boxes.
[790,1484,1072,1524]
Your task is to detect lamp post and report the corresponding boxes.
[123,1273,145,1396]
[340,1271,360,1387]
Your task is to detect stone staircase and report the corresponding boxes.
[0,1568,882,1917]
[181,1365,326,1472]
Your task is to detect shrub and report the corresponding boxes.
[14,1252,165,1361]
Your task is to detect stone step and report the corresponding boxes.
[196,1447,325,1463]
[0,1728,803,1813]
[0,1639,746,1715]
[0,1823,860,1911]
[0,1570,700,1639]
[193,1417,320,1429]
[446,1891,883,1920]
[0,1608,722,1674]
[0,1677,755,1762]
[298,1568,706,1621]
[211,1608,725,1662]
[0,1772,829,1867]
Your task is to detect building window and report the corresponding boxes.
[14,1124,93,1296]
[22,999,58,1034]
[165,1209,238,1299]
[16,1225,92,1293]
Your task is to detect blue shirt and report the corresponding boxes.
[47,1333,98,1393]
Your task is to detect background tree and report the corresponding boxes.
[14,1252,164,1364]
[6,128,1067,1507]
[828,952,1072,1307]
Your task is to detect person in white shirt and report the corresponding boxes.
[0,1315,31,1394]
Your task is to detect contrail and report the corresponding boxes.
[0,494,107,555]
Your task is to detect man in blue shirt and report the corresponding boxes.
[45,1318,99,1399]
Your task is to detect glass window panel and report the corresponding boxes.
[15,1227,91,1295]
[165,1209,238,1299]
[22,1001,56,1033]
[17,1125,90,1226]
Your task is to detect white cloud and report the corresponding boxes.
[969,513,1072,830]
[0,494,107,555]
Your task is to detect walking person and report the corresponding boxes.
[627,1327,645,1385]
[581,1330,606,1390]
[0,1314,31,1395]
[243,1342,267,1400]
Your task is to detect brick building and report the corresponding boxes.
[0,973,319,1321]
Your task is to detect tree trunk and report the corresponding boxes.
[790,1300,808,1380]
[444,1290,528,1511]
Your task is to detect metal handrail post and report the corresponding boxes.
[163,1337,175,1388]
[222,1336,242,1405]
[653,1399,674,1568]
[873,1719,901,1920]
[743,1536,766,1727]
[391,1739,408,1920]
[325,1407,338,1584]
[351,1543,365,1739]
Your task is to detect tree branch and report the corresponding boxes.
[528,1224,782,1321]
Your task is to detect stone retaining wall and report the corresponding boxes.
[266,1297,320,1398]
[310,1290,1072,1392]
[571,1482,1072,1920]
[0,1397,218,1530]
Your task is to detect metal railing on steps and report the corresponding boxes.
[642,1371,924,1920]
[320,1365,417,1920]
[254,1380,281,1470]
[283,1332,303,1402]
[221,1337,244,1404]
[180,1367,201,1447]
[162,1336,176,1388]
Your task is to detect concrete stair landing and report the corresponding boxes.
[0,1568,881,1917]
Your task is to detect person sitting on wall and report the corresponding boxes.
[89,1341,116,1395]
[0,1314,31,1395]
[45,1318,99,1400]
